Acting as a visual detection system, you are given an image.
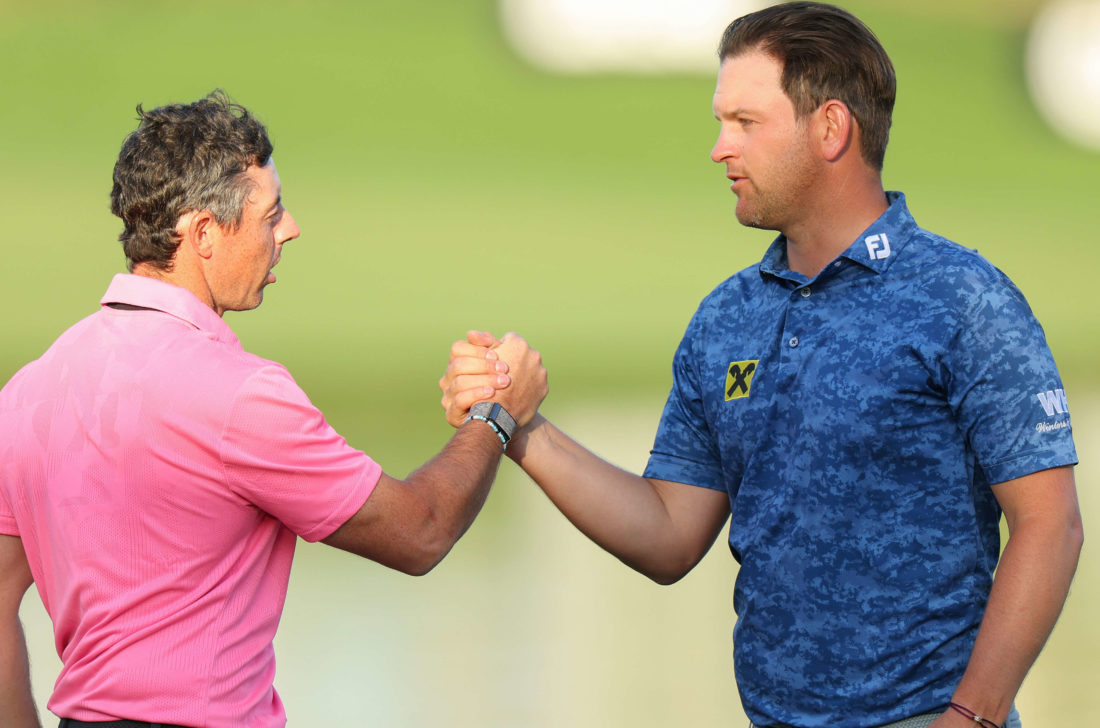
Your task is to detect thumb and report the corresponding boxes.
[466,330,502,348]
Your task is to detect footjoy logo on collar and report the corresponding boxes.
[725,361,758,401]
[865,233,891,260]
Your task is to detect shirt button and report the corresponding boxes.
[800,287,812,298]
[789,336,800,348]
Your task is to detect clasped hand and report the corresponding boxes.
[439,330,547,429]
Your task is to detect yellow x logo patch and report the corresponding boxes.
[725,360,758,401]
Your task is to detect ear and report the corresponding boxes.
[818,99,853,162]
[178,210,219,260]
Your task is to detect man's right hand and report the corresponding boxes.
[440,330,547,428]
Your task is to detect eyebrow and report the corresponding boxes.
[715,106,756,120]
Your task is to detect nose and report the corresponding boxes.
[279,210,301,244]
[710,124,739,164]
[710,139,725,164]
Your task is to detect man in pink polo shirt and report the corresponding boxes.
[0,91,546,728]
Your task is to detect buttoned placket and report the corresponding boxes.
[774,258,851,370]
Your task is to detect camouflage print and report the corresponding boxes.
[643,193,1076,728]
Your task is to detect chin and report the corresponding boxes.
[735,204,777,231]
[231,295,264,313]
[735,208,763,229]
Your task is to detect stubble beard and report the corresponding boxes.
[734,182,789,232]
[733,129,819,233]
[735,188,771,230]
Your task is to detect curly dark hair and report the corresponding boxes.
[718,2,896,170]
[110,90,273,271]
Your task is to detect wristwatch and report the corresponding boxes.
[466,401,518,449]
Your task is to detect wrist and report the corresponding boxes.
[465,401,517,451]
[502,412,546,463]
[946,701,1006,728]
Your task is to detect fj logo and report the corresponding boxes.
[1036,388,1069,417]
[865,233,891,260]
[725,361,758,401]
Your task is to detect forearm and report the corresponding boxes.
[0,616,40,728]
[507,415,724,584]
[324,419,505,575]
[438,332,728,581]
[406,419,507,556]
[947,501,1083,724]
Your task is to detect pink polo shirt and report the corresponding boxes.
[0,274,380,727]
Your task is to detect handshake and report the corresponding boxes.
[439,330,549,438]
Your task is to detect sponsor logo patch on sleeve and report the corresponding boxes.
[1035,388,1071,433]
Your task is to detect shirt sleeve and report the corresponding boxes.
[0,373,24,537]
[0,440,17,536]
[0,498,16,536]
[945,266,1078,484]
[643,310,726,490]
[219,365,382,542]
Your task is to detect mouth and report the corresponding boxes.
[267,256,281,284]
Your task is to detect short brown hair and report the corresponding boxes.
[718,2,895,169]
[110,90,273,271]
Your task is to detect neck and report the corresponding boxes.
[131,259,218,315]
[783,170,888,278]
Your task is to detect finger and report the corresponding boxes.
[441,380,494,420]
[443,373,511,399]
[446,355,509,377]
[443,385,509,427]
[443,394,480,427]
[450,339,491,360]
[452,387,498,412]
[449,340,507,365]
[466,330,502,348]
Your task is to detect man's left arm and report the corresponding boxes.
[0,534,40,728]
[931,465,1083,727]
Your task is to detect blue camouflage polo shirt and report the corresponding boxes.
[643,192,1077,728]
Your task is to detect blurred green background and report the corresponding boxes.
[3,0,1096,725]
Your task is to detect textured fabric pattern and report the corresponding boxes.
[0,274,380,728]
[644,193,1076,728]
[750,704,1022,728]
[751,712,939,728]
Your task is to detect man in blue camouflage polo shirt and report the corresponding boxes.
[440,3,1082,727]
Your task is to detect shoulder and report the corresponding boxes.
[876,193,1023,303]
[0,310,101,403]
[897,227,1027,312]
[891,229,1049,371]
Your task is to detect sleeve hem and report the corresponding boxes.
[981,451,1079,485]
[643,458,726,492]
[298,460,383,543]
